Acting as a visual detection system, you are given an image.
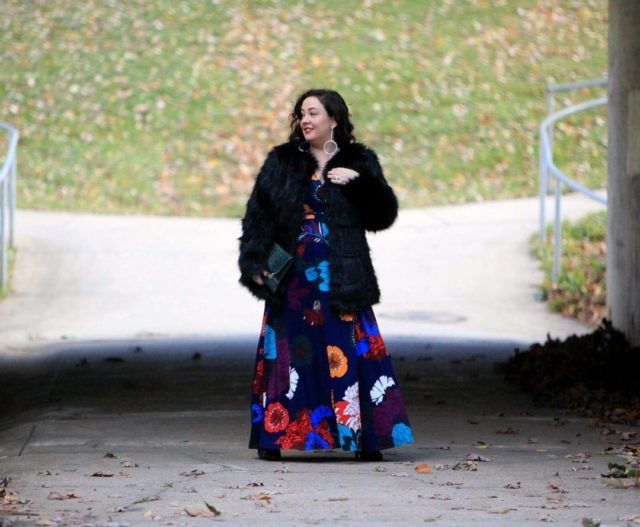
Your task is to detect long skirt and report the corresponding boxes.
[248,217,414,453]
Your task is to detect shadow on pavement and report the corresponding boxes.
[0,335,528,428]
[2,336,639,526]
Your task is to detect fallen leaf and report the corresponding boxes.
[547,483,568,494]
[47,491,80,500]
[134,495,160,504]
[179,469,205,477]
[465,453,491,462]
[452,460,477,471]
[504,482,521,489]
[90,471,114,477]
[204,501,221,516]
[490,508,517,514]
[104,452,117,458]
[418,494,451,501]
[244,492,272,504]
[496,426,518,435]
[415,464,432,474]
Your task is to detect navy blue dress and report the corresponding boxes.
[249,174,414,453]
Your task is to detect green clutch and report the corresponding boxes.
[264,243,294,294]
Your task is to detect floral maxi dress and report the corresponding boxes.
[249,174,414,453]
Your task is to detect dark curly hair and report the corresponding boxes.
[288,89,356,149]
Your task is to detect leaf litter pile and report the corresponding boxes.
[501,319,640,425]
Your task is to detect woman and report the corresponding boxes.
[239,89,414,461]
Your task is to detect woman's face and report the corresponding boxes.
[300,96,335,147]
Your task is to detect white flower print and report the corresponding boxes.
[342,382,361,429]
[370,375,395,405]
[286,367,299,400]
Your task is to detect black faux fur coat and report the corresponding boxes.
[238,141,398,314]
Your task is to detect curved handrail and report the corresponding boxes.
[538,83,607,279]
[0,122,19,290]
[539,96,607,203]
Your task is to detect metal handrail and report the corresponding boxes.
[538,79,607,279]
[0,122,19,291]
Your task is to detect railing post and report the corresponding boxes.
[539,124,548,241]
[9,150,16,247]
[552,179,562,280]
[539,79,607,280]
[1,175,7,289]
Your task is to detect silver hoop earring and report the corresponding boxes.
[323,128,338,155]
[298,140,310,152]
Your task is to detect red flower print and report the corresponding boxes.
[317,421,335,448]
[364,334,389,361]
[334,401,350,426]
[303,307,324,326]
[276,409,311,450]
[260,313,268,337]
[264,402,290,433]
[252,358,265,395]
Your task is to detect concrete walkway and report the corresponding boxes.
[0,193,602,348]
[2,194,636,527]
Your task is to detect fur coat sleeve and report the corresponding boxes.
[237,148,280,303]
[340,145,398,232]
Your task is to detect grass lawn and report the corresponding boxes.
[531,210,607,326]
[1,0,607,217]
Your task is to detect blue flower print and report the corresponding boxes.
[391,423,414,447]
[305,432,331,450]
[361,314,380,337]
[310,405,333,428]
[264,324,277,359]
[305,260,330,292]
[251,403,264,424]
[338,424,359,452]
[355,339,370,357]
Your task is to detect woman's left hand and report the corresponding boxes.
[327,167,359,186]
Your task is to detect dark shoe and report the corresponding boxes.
[355,450,383,462]
[258,448,281,461]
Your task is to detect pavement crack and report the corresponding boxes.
[18,424,36,456]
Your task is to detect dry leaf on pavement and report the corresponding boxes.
[465,453,491,462]
[452,460,477,471]
[47,491,80,500]
[415,464,432,474]
[179,469,205,477]
[496,426,518,435]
